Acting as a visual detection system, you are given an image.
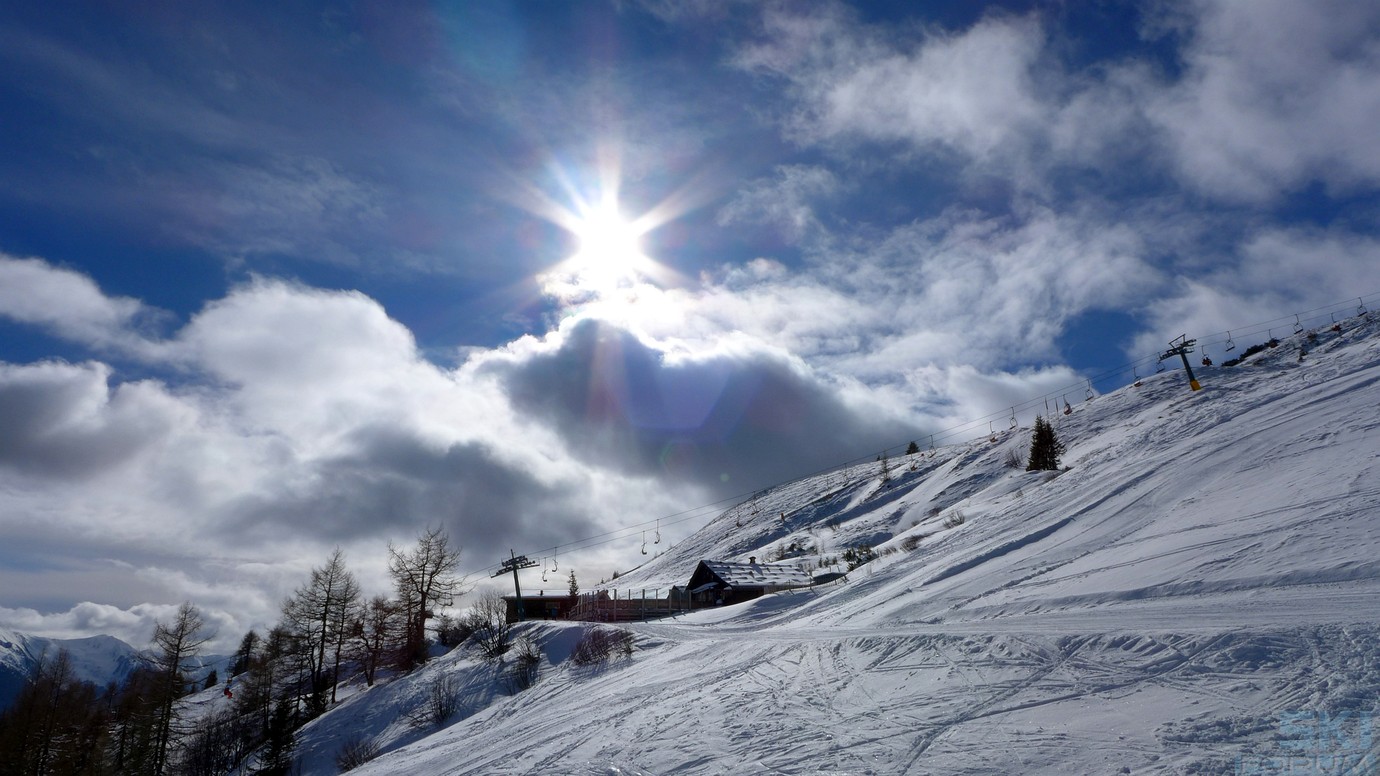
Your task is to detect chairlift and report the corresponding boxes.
[1062,395,1073,415]
[1155,357,1166,374]
[1360,297,1370,318]
[1009,407,1017,430]
[641,532,648,555]
[1225,331,1236,352]
[1133,366,1143,387]
[989,421,997,443]
[1268,329,1279,347]
[1293,314,1304,335]
[541,558,548,583]
[552,550,558,572]
[1085,380,1094,401]
[1331,312,1342,332]
[654,520,661,545]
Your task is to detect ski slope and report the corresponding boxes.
[292,316,1380,775]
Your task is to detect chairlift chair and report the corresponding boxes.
[1155,357,1166,374]
[1224,331,1236,352]
[1133,366,1143,387]
[654,520,661,545]
[1360,297,1370,318]
[1085,380,1094,401]
[1009,407,1017,430]
[1293,314,1304,335]
[541,558,548,583]
[1062,395,1073,415]
[641,532,648,555]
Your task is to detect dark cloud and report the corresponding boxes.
[485,318,925,498]
[219,425,602,565]
[0,361,176,479]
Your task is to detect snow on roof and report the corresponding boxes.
[701,560,812,588]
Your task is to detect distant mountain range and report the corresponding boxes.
[0,627,146,709]
[0,627,230,709]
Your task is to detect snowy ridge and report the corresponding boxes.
[0,627,144,708]
[290,317,1380,774]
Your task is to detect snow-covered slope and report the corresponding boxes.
[299,316,1380,775]
[0,627,144,708]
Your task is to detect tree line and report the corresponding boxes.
[0,526,464,776]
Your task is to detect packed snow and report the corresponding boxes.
[225,317,1380,772]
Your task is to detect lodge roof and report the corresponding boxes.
[698,560,812,589]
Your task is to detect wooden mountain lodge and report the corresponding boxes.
[501,557,818,623]
[683,557,813,607]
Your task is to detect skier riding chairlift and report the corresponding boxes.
[1201,355,1212,367]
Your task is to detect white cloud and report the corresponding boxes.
[737,7,1047,157]
[0,254,164,356]
[0,602,176,647]
[676,204,1162,384]
[1149,0,1380,202]
[717,165,843,244]
[1131,226,1380,358]
[733,1,1380,206]
[0,601,245,653]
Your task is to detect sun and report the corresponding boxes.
[540,192,664,301]
[571,198,646,280]
[525,158,694,305]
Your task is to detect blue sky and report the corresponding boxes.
[2,0,1379,648]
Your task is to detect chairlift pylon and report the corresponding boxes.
[1225,331,1236,352]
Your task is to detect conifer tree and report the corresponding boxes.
[1025,415,1065,471]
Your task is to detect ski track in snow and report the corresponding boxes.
[300,320,1380,775]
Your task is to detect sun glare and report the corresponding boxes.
[527,159,695,305]
[571,199,646,282]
